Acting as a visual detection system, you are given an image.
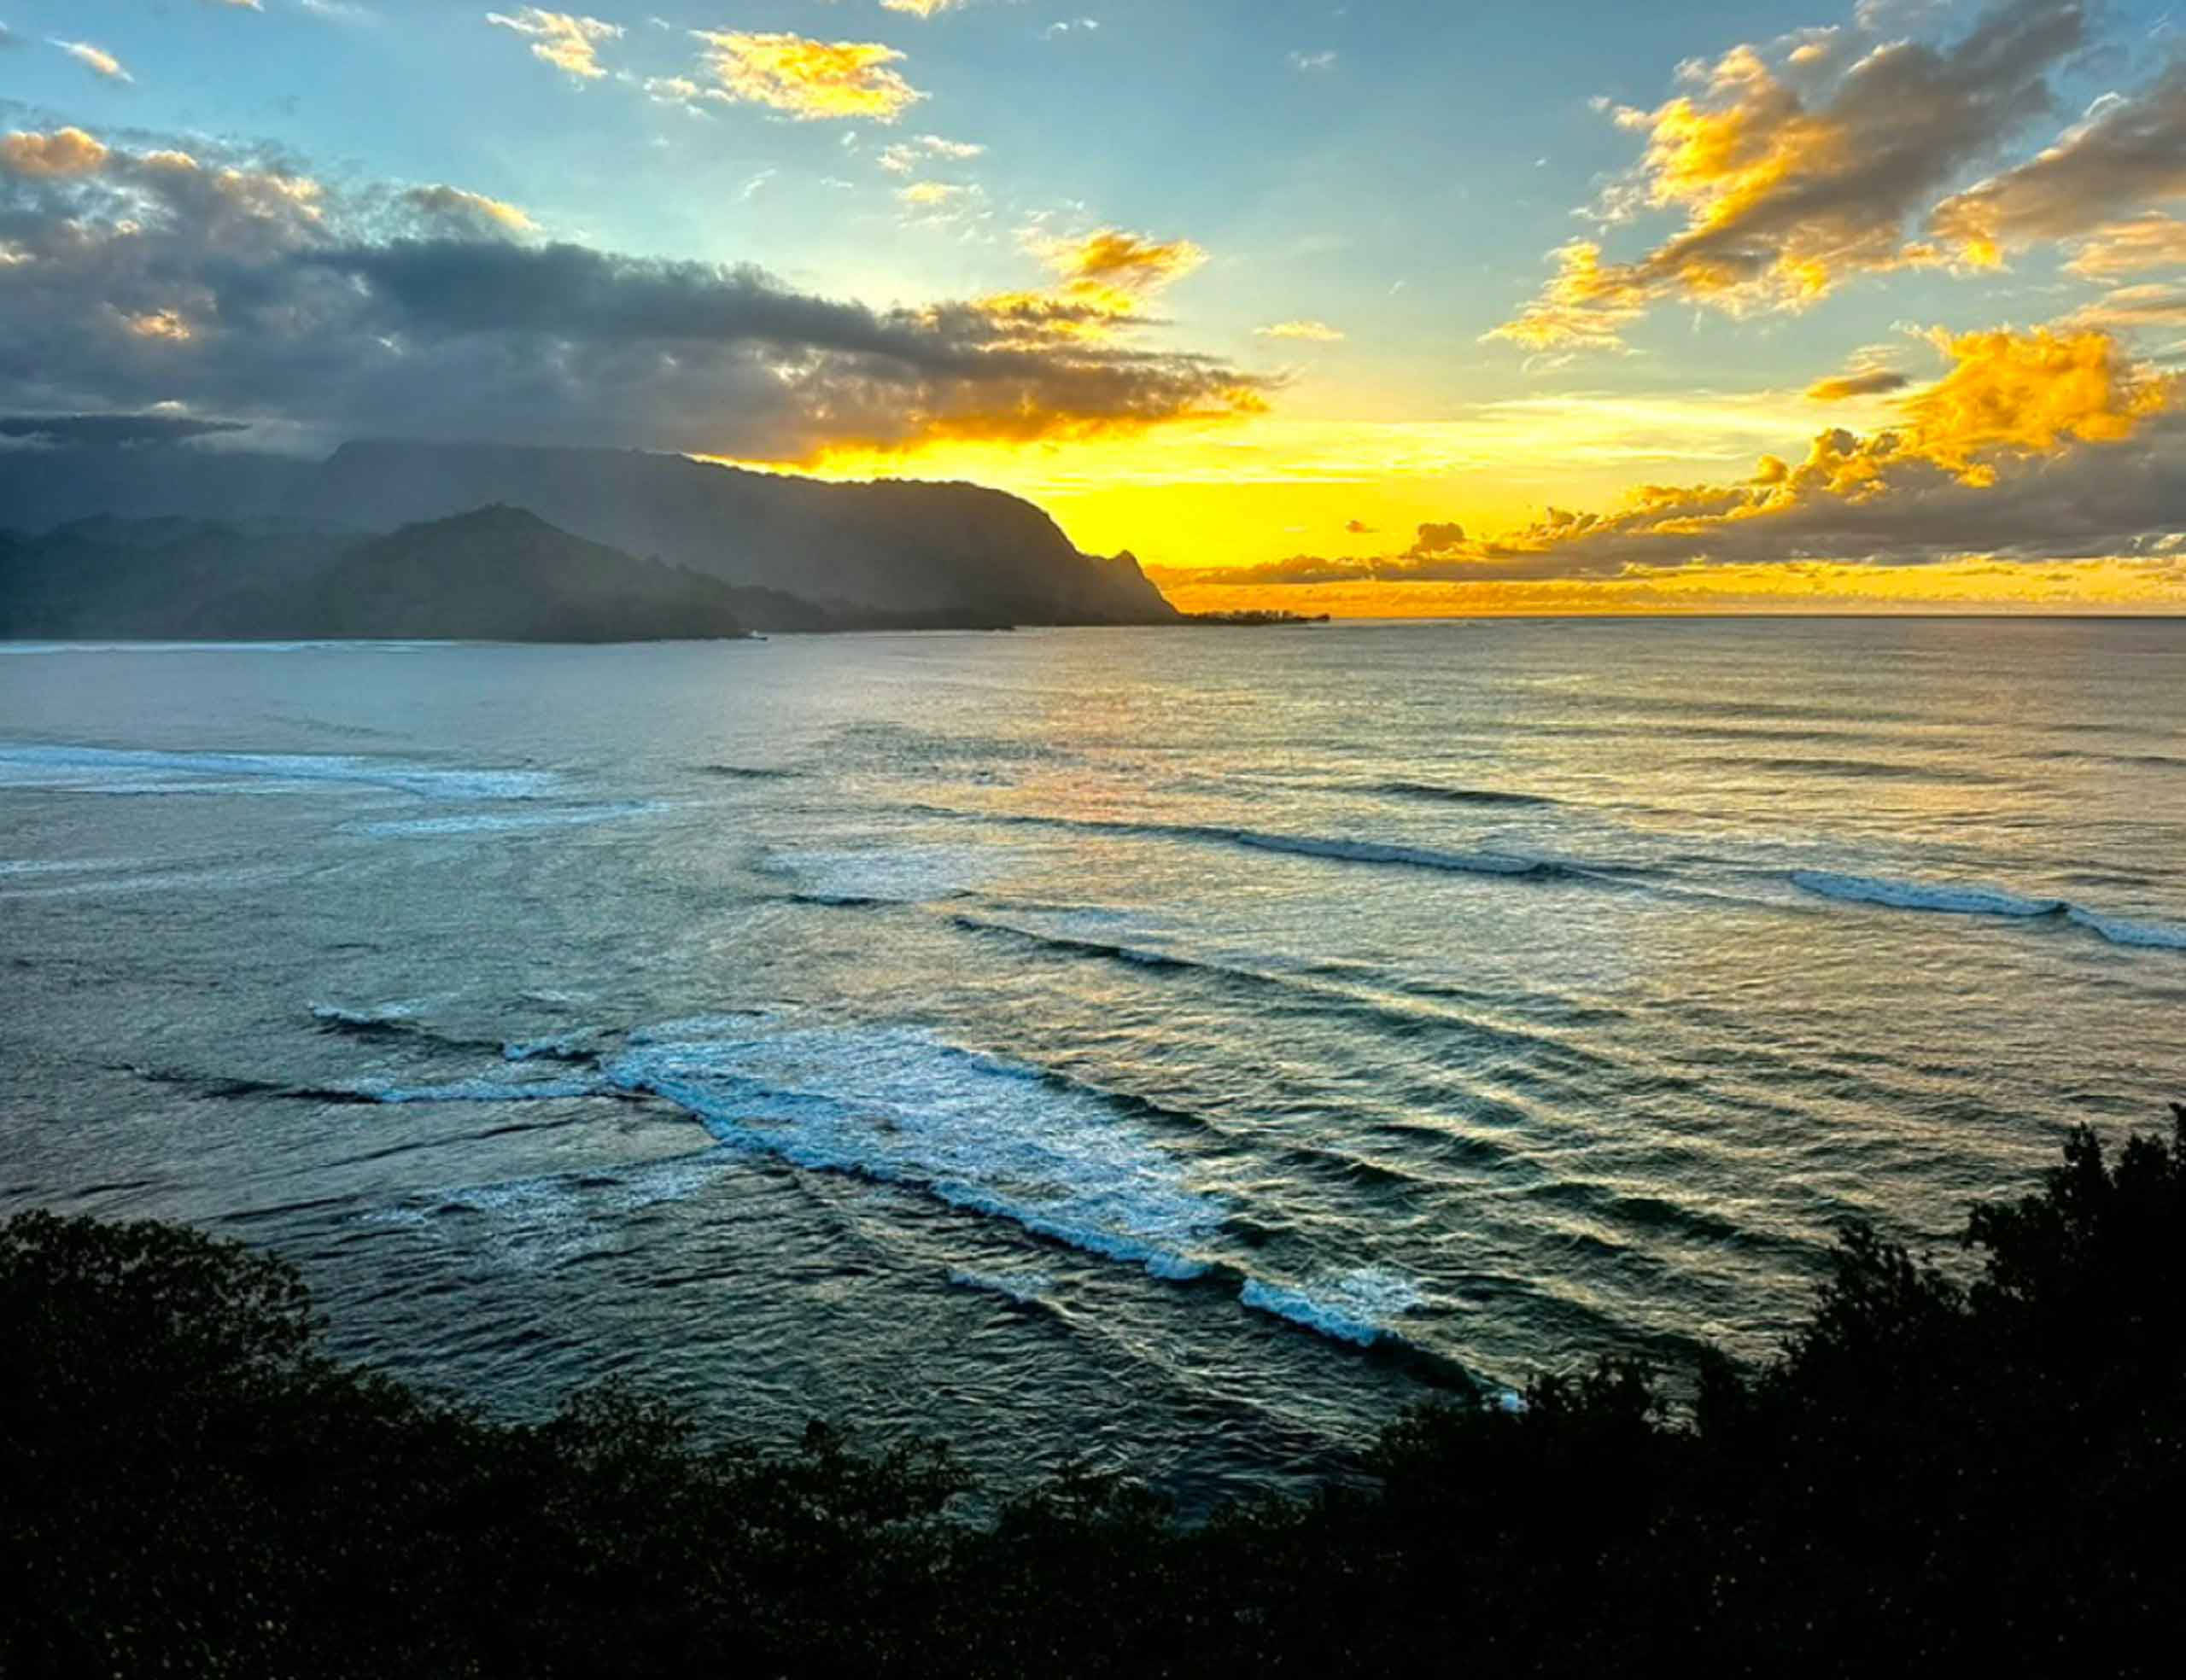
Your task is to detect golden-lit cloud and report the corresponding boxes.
[1016,227,1207,321]
[0,123,1269,466]
[1157,327,2183,588]
[402,184,536,234]
[121,307,194,342]
[484,9,622,82]
[2064,285,2186,334]
[1256,320,1345,342]
[1,128,111,178]
[51,39,134,83]
[692,31,926,122]
[880,0,967,15]
[1490,2,2089,351]
[1930,66,2186,265]
[2065,213,2186,279]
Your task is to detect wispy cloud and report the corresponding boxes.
[1256,320,1345,342]
[50,39,134,83]
[484,9,622,82]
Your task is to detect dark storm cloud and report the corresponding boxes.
[0,118,1269,460]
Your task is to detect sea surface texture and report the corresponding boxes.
[3,619,2181,1502]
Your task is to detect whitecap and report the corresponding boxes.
[947,1269,1054,1305]
[603,1023,1223,1279]
[0,744,555,801]
[349,802,657,837]
[763,843,1000,905]
[1239,1266,1427,1347]
[1793,869,2186,950]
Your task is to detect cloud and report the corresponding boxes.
[1256,319,1344,342]
[1930,64,2186,264]
[0,123,1271,465]
[2064,284,2186,333]
[1029,227,1204,308]
[202,1,266,11]
[401,184,535,235]
[2,127,111,177]
[1806,368,1912,400]
[691,31,925,122]
[1045,19,1099,38]
[1159,327,2183,586]
[1489,1,2089,351]
[1344,519,1376,534]
[878,134,985,173]
[484,9,622,82]
[880,0,967,15]
[1289,51,1338,72]
[51,40,135,83]
[0,413,248,447]
[2066,213,2186,277]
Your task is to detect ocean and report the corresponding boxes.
[3,617,2181,1504]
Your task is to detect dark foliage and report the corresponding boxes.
[6,1108,2185,1677]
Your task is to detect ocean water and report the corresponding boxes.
[3,618,2182,1503]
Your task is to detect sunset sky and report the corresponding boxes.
[4,0,2186,611]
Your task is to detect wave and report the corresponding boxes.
[763,844,1000,906]
[1207,828,1572,878]
[330,1076,612,1105]
[1729,756,1996,784]
[601,1023,1225,1281]
[1238,1266,1427,1348]
[695,763,799,781]
[1791,870,2186,949]
[946,1269,1055,1307]
[1366,781,1558,808]
[916,804,1622,884]
[502,1030,605,1064]
[311,1001,424,1034]
[0,744,555,801]
[349,802,658,837]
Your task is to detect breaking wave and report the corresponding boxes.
[1239,1267,1428,1348]
[601,1023,1225,1280]
[0,744,556,800]
[1791,870,2186,949]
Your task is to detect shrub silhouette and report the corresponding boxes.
[5,1107,2183,1676]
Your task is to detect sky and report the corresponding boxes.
[3,0,2186,612]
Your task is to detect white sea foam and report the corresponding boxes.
[312,1001,421,1029]
[603,1023,1224,1279]
[2066,907,2186,949]
[349,802,656,837]
[1792,870,2186,950]
[0,857,145,878]
[0,744,556,801]
[947,1269,1055,1305]
[1238,1266,1427,1347]
[502,1030,604,1063]
[1791,869,2060,919]
[763,843,1000,904]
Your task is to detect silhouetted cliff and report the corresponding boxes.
[0,436,1178,628]
[0,508,780,642]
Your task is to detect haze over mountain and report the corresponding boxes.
[0,505,799,644]
[0,433,1178,636]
